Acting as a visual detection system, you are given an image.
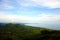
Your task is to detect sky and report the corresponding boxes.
[0,0,60,30]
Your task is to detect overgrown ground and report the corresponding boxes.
[0,23,60,40]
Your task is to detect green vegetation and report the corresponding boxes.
[0,23,60,40]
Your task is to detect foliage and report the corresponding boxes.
[0,23,60,40]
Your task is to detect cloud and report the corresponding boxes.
[0,11,60,30]
[16,0,60,8]
[0,12,60,23]
[32,0,60,8]
[0,3,14,9]
[0,0,60,8]
[38,13,60,22]
[0,0,14,9]
[0,12,39,23]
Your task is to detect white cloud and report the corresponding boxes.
[38,13,60,21]
[0,12,60,30]
[0,12,39,23]
[16,0,60,8]
[0,12,60,23]
[0,0,60,8]
[32,0,60,8]
[0,0,14,9]
[0,3,14,9]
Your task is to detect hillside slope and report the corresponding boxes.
[0,23,60,40]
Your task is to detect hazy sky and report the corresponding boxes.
[0,0,60,30]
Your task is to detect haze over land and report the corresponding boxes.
[0,0,60,30]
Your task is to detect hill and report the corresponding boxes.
[0,23,60,40]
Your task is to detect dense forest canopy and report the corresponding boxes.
[0,23,60,40]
